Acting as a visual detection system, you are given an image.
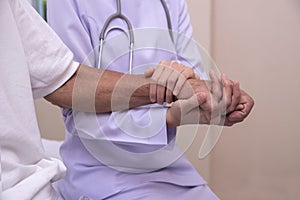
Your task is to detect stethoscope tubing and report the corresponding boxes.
[97,0,173,74]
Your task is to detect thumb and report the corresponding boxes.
[180,92,206,113]
[179,93,203,125]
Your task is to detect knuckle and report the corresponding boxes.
[168,79,176,87]
[158,79,165,86]
[171,63,177,69]
[186,67,193,74]
[171,61,181,70]
[170,60,178,66]
[160,60,168,65]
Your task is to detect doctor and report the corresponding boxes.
[48,0,254,199]
[1,0,238,199]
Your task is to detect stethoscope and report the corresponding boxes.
[97,0,174,74]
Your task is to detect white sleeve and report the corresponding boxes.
[11,0,78,99]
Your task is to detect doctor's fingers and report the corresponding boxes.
[209,71,223,102]
[219,115,236,126]
[144,67,164,103]
[165,71,179,103]
[149,61,180,104]
[201,103,231,126]
[157,65,175,104]
[198,72,223,118]
[176,93,209,125]
[180,100,223,125]
[148,61,189,104]
[228,90,254,122]
[170,61,198,94]
[220,74,241,115]
[159,61,193,101]
[169,60,197,79]
[174,93,226,126]
[228,81,241,112]
[147,60,198,104]
[200,81,241,126]
[173,70,195,97]
[198,93,226,124]
[149,64,168,104]
[207,71,236,121]
[162,61,197,97]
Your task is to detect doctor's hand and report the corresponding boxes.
[174,71,243,126]
[166,93,208,127]
[215,75,254,126]
[166,83,246,127]
[166,92,230,127]
[144,60,199,105]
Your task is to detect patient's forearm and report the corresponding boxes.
[45,64,152,113]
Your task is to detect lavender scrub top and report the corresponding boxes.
[47,0,219,199]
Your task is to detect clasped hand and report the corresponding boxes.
[144,60,254,127]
